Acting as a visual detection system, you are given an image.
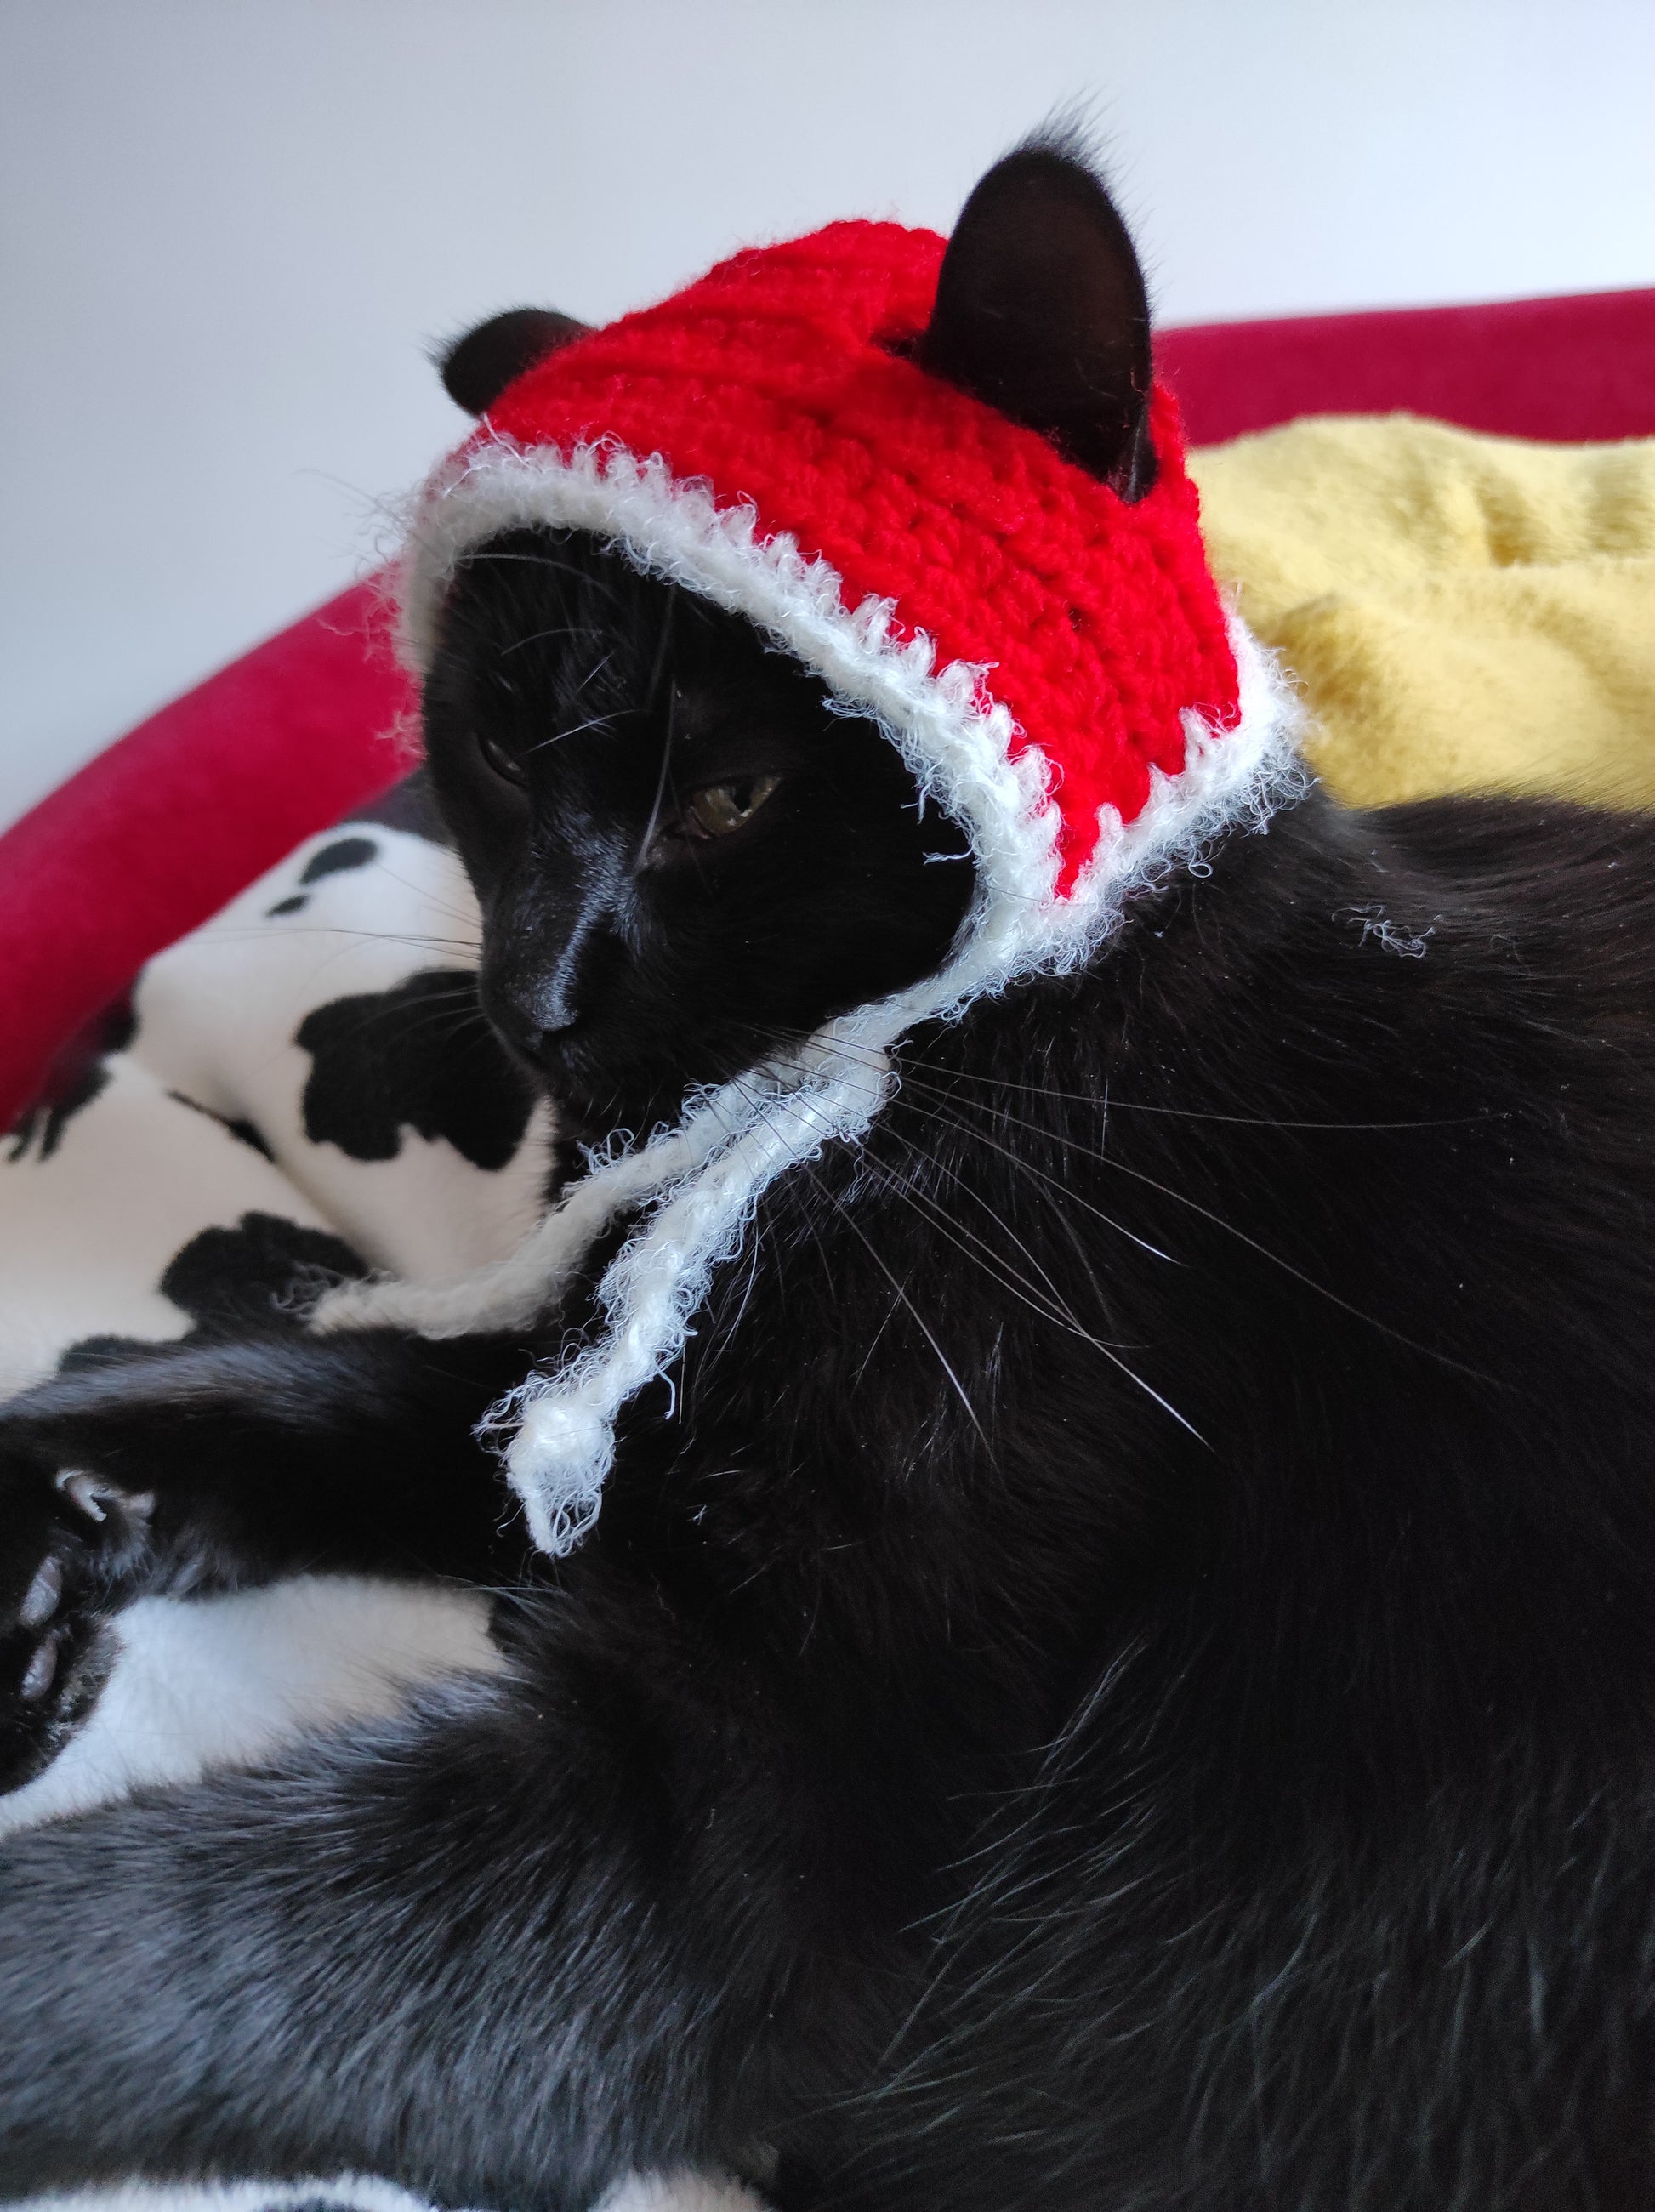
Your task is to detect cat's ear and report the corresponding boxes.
[917,139,1157,501]
[438,308,592,416]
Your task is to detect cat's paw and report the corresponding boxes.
[0,1451,156,1793]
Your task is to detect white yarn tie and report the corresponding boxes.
[498,1044,895,1555]
[310,1075,751,1340]
[315,418,1308,1565]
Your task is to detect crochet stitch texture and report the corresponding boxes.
[457,221,1240,890]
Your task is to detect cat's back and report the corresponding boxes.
[1376,789,1655,995]
[1360,789,1655,1172]
[825,788,1655,2212]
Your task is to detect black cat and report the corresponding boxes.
[4,138,1655,2212]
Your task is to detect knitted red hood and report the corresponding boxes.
[405,219,1246,902]
[354,218,1300,1558]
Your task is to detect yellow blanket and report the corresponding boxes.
[1189,415,1655,810]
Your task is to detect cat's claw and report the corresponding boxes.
[20,1630,60,1703]
[56,1467,134,1524]
[1,1455,155,1794]
[18,1555,63,1630]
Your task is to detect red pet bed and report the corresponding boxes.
[3,283,1652,1130]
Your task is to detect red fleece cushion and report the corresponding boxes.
[0,588,418,1127]
[3,285,1652,1127]
[1157,286,1655,447]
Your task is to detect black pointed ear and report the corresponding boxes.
[438,308,592,416]
[917,142,1157,500]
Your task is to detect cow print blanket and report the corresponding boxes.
[0,784,759,2212]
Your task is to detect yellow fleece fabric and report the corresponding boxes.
[1188,415,1655,810]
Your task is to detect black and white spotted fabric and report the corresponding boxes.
[0,800,759,2212]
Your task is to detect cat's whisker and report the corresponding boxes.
[460,545,628,611]
[747,1018,1483,1134]
[337,861,482,929]
[855,1091,1210,1436]
[206,927,481,952]
[564,651,617,706]
[260,936,483,994]
[892,1071,1493,1381]
[525,708,628,758]
[354,1011,497,1056]
[644,583,677,713]
[498,623,600,661]
[868,1123,1104,1345]
[367,1004,500,1050]
[327,973,480,1002]
[895,1083,1185,1270]
[884,1180,1171,1420]
[732,1070,1195,1437]
[796,1163,991,1450]
[734,1021,1187,1296]
[849,1279,904,1391]
[687,1231,765,1407]
[894,1053,1489,1133]
[634,670,679,870]
[854,1151,1087,1343]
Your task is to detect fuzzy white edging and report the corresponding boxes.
[313,438,1306,1557]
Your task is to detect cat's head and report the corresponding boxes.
[420,137,1232,1145]
[424,530,976,1139]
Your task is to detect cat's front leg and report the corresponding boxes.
[0,1603,821,2207]
[0,1449,155,1791]
[0,1328,533,1790]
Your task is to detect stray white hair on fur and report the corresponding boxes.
[312,436,1306,1558]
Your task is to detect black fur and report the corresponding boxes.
[916,134,1157,499]
[439,308,592,417]
[423,534,974,1142]
[3,144,1655,2212]
[346,766,455,847]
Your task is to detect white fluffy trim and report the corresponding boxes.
[315,438,1306,1556]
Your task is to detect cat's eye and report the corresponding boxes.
[683,775,782,839]
[476,731,526,786]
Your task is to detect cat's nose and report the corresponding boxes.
[483,890,625,1068]
[491,988,581,1068]
[528,973,582,1038]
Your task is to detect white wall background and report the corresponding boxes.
[2,0,1652,833]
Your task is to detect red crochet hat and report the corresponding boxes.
[362,214,1301,1556]
[404,219,1283,927]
